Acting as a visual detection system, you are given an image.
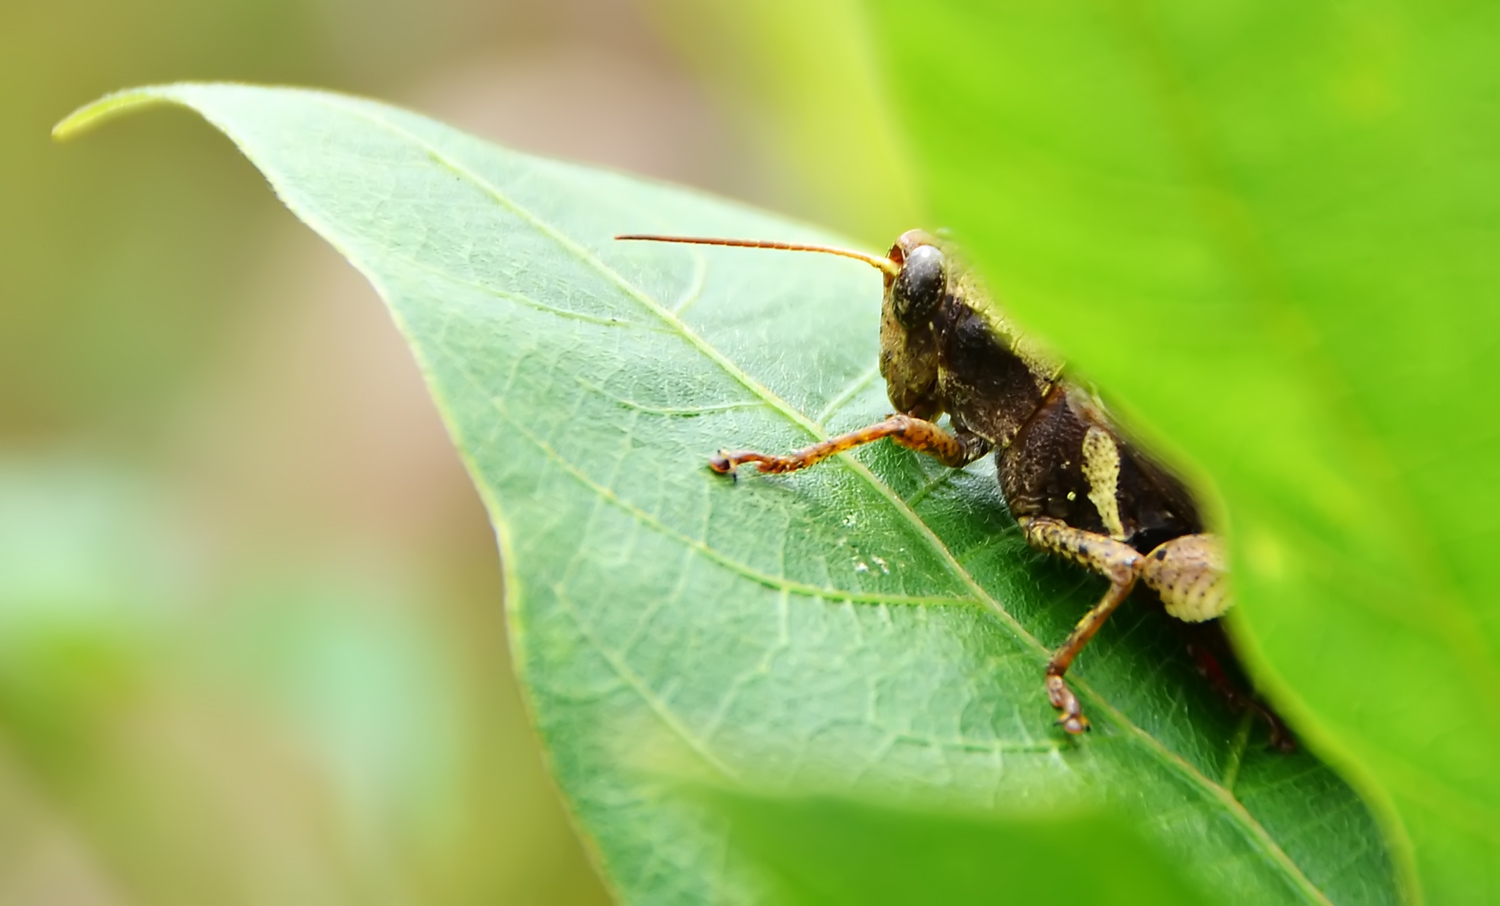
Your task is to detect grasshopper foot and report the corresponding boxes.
[708,449,785,475]
[1046,673,1091,735]
[708,451,736,474]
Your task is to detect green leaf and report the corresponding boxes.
[866,2,1499,901]
[696,788,1213,905]
[58,84,1397,904]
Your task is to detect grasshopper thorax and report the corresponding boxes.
[880,229,1063,443]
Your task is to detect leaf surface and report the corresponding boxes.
[58,84,1398,904]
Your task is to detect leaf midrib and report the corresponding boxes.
[199,85,1331,905]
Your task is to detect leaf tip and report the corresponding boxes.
[52,88,177,142]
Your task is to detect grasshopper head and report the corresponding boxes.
[879,229,949,419]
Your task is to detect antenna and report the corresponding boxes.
[615,234,900,278]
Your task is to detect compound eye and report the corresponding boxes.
[893,244,946,327]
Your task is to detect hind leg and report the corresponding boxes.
[1021,517,1144,734]
[1139,533,1232,623]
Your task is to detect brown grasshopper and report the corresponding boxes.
[620,229,1287,744]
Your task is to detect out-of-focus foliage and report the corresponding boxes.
[637,0,921,244]
[864,3,1500,900]
[0,457,516,903]
[5,0,316,434]
[865,2,1500,902]
[702,789,1211,906]
[62,82,1397,905]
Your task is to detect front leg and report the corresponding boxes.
[1020,516,1144,734]
[710,414,991,475]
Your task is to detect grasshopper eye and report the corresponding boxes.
[893,244,946,327]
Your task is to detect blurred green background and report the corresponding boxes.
[2,1,916,902]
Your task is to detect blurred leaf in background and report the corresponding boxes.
[637,0,920,244]
[0,455,600,904]
[865,0,1500,902]
[706,789,1212,906]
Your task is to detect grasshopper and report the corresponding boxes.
[620,229,1285,743]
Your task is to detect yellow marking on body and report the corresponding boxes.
[1082,427,1126,540]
